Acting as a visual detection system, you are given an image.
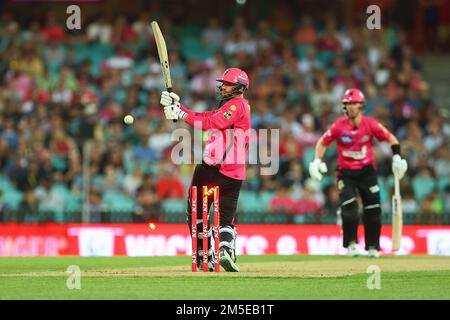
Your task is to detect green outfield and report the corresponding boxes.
[0,255,449,300]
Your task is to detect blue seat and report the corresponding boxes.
[3,190,23,211]
[162,199,186,215]
[238,191,266,213]
[303,147,315,172]
[64,193,81,213]
[102,190,136,213]
[0,175,14,193]
[438,177,449,193]
[412,177,436,204]
[293,214,315,224]
[295,44,314,60]
[264,214,288,224]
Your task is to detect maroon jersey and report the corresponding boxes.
[321,116,391,170]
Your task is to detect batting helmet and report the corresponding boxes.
[216,68,249,100]
[342,88,365,116]
[217,68,249,89]
[342,88,365,104]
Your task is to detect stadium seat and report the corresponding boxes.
[3,189,23,211]
[258,191,276,209]
[320,214,337,224]
[317,50,335,66]
[161,199,186,215]
[109,212,133,223]
[0,175,14,193]
[438,177,449,194]
[237,214,263,224]
[377,178,389,206]
[64,192,81,213]
[295,44,314,60]
[263,214,288,224]
[293,214,316,224]
[102,190,137,213]
[412,177,436,204]
[303,147,315,171]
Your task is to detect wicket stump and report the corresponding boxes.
[190,186,220,272]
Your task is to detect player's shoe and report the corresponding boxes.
[347,242,360,257]
[219,247,239,272]
[367,247,381,258]
[197,249,216,272]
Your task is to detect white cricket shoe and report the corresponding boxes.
[347,242,360,257]
[367,247,381,258]
[220,248,239,272]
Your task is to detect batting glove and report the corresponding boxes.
[309,158,328,181]
[160,91,180,107]
[392,154,408,180]
[164,104,186,121]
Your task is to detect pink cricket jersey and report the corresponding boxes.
[321,116,391,170]
[181,97,251,180]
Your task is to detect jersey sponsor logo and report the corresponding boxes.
[370,185,380,193]
[361,135,370,142]
[342,146,367,160]
[230,105,237,111]
[340,136,353,143]
[223,111,232,119]
[338,180,345,190]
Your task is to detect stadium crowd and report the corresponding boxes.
[0,8,449,224]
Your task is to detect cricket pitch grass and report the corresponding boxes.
[0,255,449,300]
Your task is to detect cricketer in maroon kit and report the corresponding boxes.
[160,68,251,272]
[309,88,408,258]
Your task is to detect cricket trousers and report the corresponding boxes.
[337,165,382,250]
[186,162,242,256]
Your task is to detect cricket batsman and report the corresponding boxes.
[309,88,408,257]
[160,68,251,271]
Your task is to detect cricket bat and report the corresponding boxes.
[151,21,176,122]
[391,172,403,251]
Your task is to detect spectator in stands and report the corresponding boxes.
[417,190,444,224]
[123,165,143,197]
[0,8,448,225]
[424,120,445,153]
[294,16,317,47]
[155,164,185,200]
[16,187,38,222]
[269,183,296,215]
[34,175,64,221]
[321,184,340,217]
[294,179,322,217]
[201,17,226,50]
[84,188,107,223]
[136,175,160,222]
[0,191,11,222]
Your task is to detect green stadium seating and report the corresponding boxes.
[161,199,186,215]
[102,189,136,213]
[303,147,315,171]
[237,214,263,224]
[320,214,337,224]
[295,44,314,60]
[412,177,436,204]
[3,189,23,211]
[293,214,316,224]
[263,214,288,224]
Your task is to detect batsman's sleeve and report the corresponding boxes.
[183,101,240,130]
[370,118,391,142]
[321,122,338,146]
[180,105,220,117]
